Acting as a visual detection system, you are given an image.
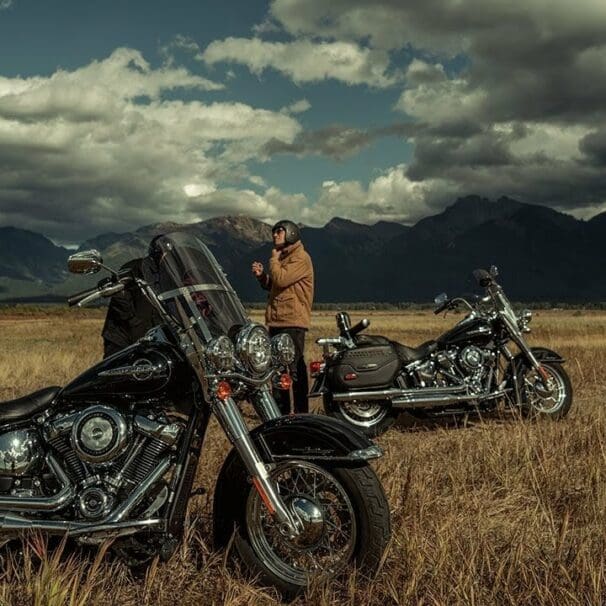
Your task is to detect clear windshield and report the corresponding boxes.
[146,231,248,341]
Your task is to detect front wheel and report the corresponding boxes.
[214,454,391,597]
[323,393,397,437]
[517,361,573,419]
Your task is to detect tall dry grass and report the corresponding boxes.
[0,308,605,605]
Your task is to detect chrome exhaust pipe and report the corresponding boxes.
[0,513,163,537]
[333,385,507,409]
[0,454,74,512]
[332,384,470,403]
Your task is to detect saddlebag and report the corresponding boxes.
[327,344,399,391]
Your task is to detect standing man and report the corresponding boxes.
[252,220,314,415]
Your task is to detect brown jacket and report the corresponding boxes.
[258,241,314,329]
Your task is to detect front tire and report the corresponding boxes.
[517,361,573,419]
[214,452,391,598]
[323,393,397,437]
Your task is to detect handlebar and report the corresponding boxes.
[68,286,101,307]
[67,278,127,307]
[349,318,370,337]
[434,300,450,315]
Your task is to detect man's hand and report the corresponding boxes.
[271,247,280,259]
[251,261,264,277]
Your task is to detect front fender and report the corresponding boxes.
[505,346,566,403]
[213,414,381,548]
[523,347,565,364]
[252,414,382,463]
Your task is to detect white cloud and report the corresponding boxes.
[396,76,487,126]
[0,0,12,10]
[0,48,303,241]
[281,98,311,114]
[185,185,308,225]
[202,37,397,87]
[405,59,446,85]
[501,122,590,163]
[300,165,445,225]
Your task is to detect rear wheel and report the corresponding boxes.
[323,393,397,437]
[214,453,391,598]
[517,361,573,419]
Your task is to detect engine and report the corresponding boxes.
[41,405,183,520]
[412,345,493,393]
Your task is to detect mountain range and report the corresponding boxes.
[1,196,605,303]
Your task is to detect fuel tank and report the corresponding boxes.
[60,328,195,407]
[437,315,493,347]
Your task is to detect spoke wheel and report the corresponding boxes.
[519,361,573,418]
[323,393,396,437]
[340,401,389,428]
[245,462,357,586]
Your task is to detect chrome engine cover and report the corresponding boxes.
[459,345,486,371]
[0,430,42,476]
[71,405,129,465]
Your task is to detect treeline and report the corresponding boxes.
[246,301,606,311]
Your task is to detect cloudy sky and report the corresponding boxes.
[1,0,605,244]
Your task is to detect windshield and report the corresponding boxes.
[146,231,248,341]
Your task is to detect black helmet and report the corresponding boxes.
[272,220,300,245]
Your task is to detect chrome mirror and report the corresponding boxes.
[68,250,103,274]
[489,265,499,277]
[434,292,448,305]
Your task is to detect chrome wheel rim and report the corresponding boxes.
[523,364,567,414]
[339,401,389,428]
[246,462,357,586]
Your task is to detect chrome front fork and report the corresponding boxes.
[251,384,282,422]
[212,396,300,536]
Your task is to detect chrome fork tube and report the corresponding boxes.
[213,396,299,535]
[252,384,282,422]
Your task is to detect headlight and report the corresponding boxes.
[271,333,296,366]
[206,336,235,371]
[236,323,272,374]
[518,309,533,332]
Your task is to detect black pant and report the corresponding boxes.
[269,327,309,415]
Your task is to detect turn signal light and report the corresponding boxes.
[216,380,232,400]
[309,360,324,377]
[278,373,293,390]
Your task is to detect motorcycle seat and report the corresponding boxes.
[0,386,60,422]
[355,334,437,364]
[391,340,438,364]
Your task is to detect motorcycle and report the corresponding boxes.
[0,232,390,596]
[311,266,573,437]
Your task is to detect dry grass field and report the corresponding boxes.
[0,307,605,605]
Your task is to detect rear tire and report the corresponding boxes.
[323,393,397,437]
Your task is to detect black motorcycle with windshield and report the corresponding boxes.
[313,266,572,437]
[0,232,390,596]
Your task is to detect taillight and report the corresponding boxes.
[309,360,324,377]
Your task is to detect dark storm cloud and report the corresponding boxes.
[266,0,606,215]
[263,122,415,160]
[580,130,606,166]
